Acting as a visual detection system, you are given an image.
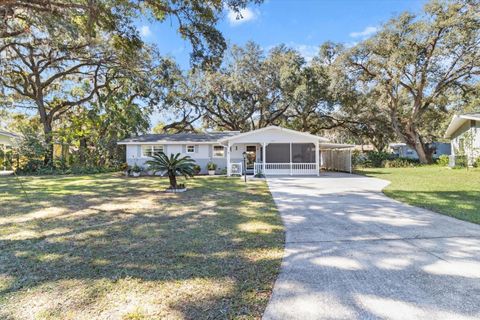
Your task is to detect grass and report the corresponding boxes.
[358,166,480,224]
[0,173,284,319]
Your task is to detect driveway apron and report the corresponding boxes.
[263,172,480,320]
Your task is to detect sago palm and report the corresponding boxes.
[146,152,196,189]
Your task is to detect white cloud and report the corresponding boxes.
[292,44,318,63]
[140,25,151,37]
[227,7,258,25]
[349,26,378,38]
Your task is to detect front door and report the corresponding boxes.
[246,145,257,170]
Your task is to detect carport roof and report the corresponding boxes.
[319,142,355,149]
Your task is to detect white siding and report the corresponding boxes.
[451,120,480,164]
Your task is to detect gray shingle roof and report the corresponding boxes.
[118,131,241,143]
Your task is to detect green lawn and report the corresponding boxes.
[358,166,480,224]
[0,173,284,320]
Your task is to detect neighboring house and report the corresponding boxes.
[118,126,354,176]
[0,129,19,171]
[444,113,480,166]
[389,142,451,160]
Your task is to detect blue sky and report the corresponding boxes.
[140,0,426,69]
[141,0,426,127]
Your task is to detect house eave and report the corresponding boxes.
[444,114,480,139]
[117,141,220,145]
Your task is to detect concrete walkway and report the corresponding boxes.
[264,172,480,320]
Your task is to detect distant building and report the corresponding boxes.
[389,142,451,160]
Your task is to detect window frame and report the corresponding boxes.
[212,145,225,158]
[141,145,164,157]
[186,145,195,154]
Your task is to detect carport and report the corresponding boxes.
[320,143,355,173]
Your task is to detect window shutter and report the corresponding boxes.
[195,145,199,153]
[182,145,186,153]
[137,145,141,158]
[208,145,213,158]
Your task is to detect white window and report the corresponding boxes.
[142,145,164,157]
[186,145,195,153]
[213,145,225,157]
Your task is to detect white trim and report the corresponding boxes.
[218,126,330,143]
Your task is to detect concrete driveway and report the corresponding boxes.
[263,172,480,320]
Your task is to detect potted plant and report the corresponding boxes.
[131,164,142,177]
[146,152,196,193]
[207,162,217,175]
[193,164,201,175]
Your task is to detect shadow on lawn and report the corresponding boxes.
[0,175,284,319]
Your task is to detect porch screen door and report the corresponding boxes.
[246,146,256,169]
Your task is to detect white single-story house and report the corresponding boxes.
[118,126,354,176]
[389,142,451,160]
[444,113,480,166]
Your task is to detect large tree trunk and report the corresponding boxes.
[79,137,87,165]
[390,110,434,164]
[36,95,55,166]
[411,141,433,164]
[42,120,54,166]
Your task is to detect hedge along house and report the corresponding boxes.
[444,113,480,166]
[118,126,354,176]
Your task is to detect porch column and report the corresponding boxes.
[315,141,320,176]
[262,142,266,173]
[289,143,292,176]
[226,141,231,176]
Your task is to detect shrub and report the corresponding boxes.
[193,164,201,174]
[220,167,227,175]
[254,171,265,178]
[365,151,392,168]
[473,157,480,168]
[351,150,366,167]
[383,157,420,168]
[131,164,143,173]
[454,155,468,168]
[207,162,217,171]
[436,155,450,167]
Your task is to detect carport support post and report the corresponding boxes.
[289,143,292,176]
[315,141,319,176]
[262,142,266,174]
[226,141,231,176]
